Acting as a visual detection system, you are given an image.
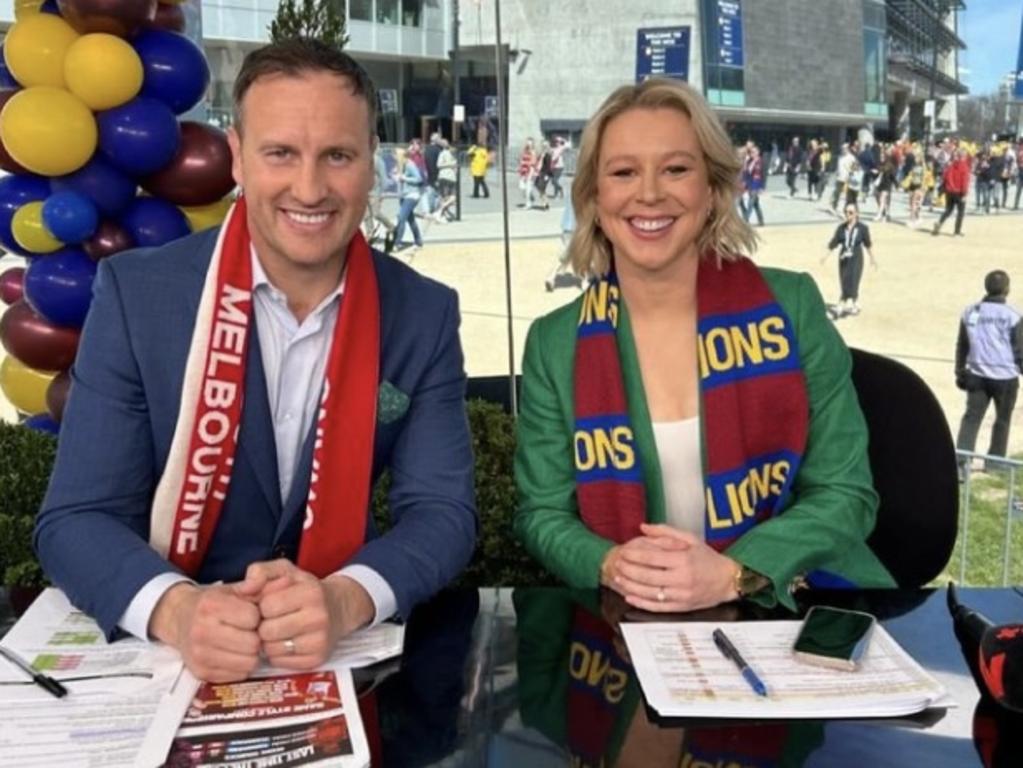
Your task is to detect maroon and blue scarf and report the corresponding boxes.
[573,256,808,550]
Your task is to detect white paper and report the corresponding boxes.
[0,589,186,768]
[621,621,952,719]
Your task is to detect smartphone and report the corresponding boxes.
[792,606,877,671]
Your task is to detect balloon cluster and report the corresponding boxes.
[0,0,235,433]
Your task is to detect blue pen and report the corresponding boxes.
[712,627,768,697]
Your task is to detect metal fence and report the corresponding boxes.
[954,450,1023,586]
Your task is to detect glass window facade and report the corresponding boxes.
[702,0,746,105]
[863,0,887,113]
[349,0,372,21]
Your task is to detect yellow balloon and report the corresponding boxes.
[180,196,234,232]
[12,202,62,254]
[64,34,144,111]
[4,14,80,89]
[0,87,97,176]
[0,356,56,415]
[14,0,45,20]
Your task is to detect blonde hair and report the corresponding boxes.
[570,78,757,277]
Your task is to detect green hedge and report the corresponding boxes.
[372,399,556,587]
[0,422,55,587]
[1,400,553,589]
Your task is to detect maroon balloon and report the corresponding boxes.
[141,122,235,207]
[148,2,186,33]
[83,220,136,261]
[46,369,72,423]
[56,0,159,37]
[0,267,25,305]
[0,300,81,372]
[0,91,31,175]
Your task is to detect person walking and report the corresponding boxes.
[932,148,970,237]
[393,147,425,253]
[467,142,490,198]
[548,136,567,199]
[784,136,804,196]
[434,139,458,222]
[822,204,876,318]
[829,143,854,213]
[740,144,765,226]
[806,138,823,200]
[517,138,538,208]
[955,270,1022,474]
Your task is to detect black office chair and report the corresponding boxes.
[850,347,959,587]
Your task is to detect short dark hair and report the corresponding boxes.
[232,38,377,138]
[984,269,1010,297]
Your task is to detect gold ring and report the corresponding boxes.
[656,588,666,602]
[283,638,296,655]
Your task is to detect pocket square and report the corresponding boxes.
[377,380,410,424]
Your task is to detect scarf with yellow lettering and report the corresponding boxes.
[566,606,632,766]
[573,256,807,551]
[149,196,379,577]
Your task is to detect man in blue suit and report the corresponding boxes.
[35,39,477,683]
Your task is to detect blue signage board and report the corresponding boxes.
[636,26,691,83]
[715,0,744,68]
[1015,8,1023,100]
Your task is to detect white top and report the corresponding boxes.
[651,417,705,538]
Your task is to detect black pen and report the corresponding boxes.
[0,645,68,698]
[712,627,768,697]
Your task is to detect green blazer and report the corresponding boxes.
[514,267,895,610]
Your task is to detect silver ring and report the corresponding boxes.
[656,588,666,603]
[283,638,296,655]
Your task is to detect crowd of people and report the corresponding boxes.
[737,134,1023,234]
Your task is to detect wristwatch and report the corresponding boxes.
[733,564,770,598]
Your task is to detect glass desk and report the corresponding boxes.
[2,586,1020,767]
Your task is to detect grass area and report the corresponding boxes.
[939,455,1023,587]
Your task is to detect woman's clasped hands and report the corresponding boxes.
[601,523,739,612]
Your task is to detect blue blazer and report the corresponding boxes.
[35,228,478,637]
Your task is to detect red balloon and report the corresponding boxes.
[47,369,71,422]
[0,267,25,305]
[149,2,186,33]
[83,220,135,261]
[0,300,81,372]
[0,91,31,175]
[141,122,235,207]
[56,0,159,37]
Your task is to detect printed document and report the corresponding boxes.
[621,621,951,719]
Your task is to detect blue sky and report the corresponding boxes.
[958,0,1023,95]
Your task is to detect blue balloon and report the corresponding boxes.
[133,29,211,115]
[0,46,20,91]
[52,156,138,218]
[98,97,181,176]
[41,0,60,12]
[42,191,99,244]
[24,414,60,435]
[0,174,51,256]
[120,197,190,248]
[24,248,97,329]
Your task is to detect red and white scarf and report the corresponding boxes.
[149,197,380,577]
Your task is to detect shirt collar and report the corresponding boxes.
[249,245,346,317]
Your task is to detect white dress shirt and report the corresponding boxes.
[119,248,396,640]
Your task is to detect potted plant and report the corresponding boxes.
[0,421,55,613]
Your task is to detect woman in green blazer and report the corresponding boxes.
[514,79,893,613]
